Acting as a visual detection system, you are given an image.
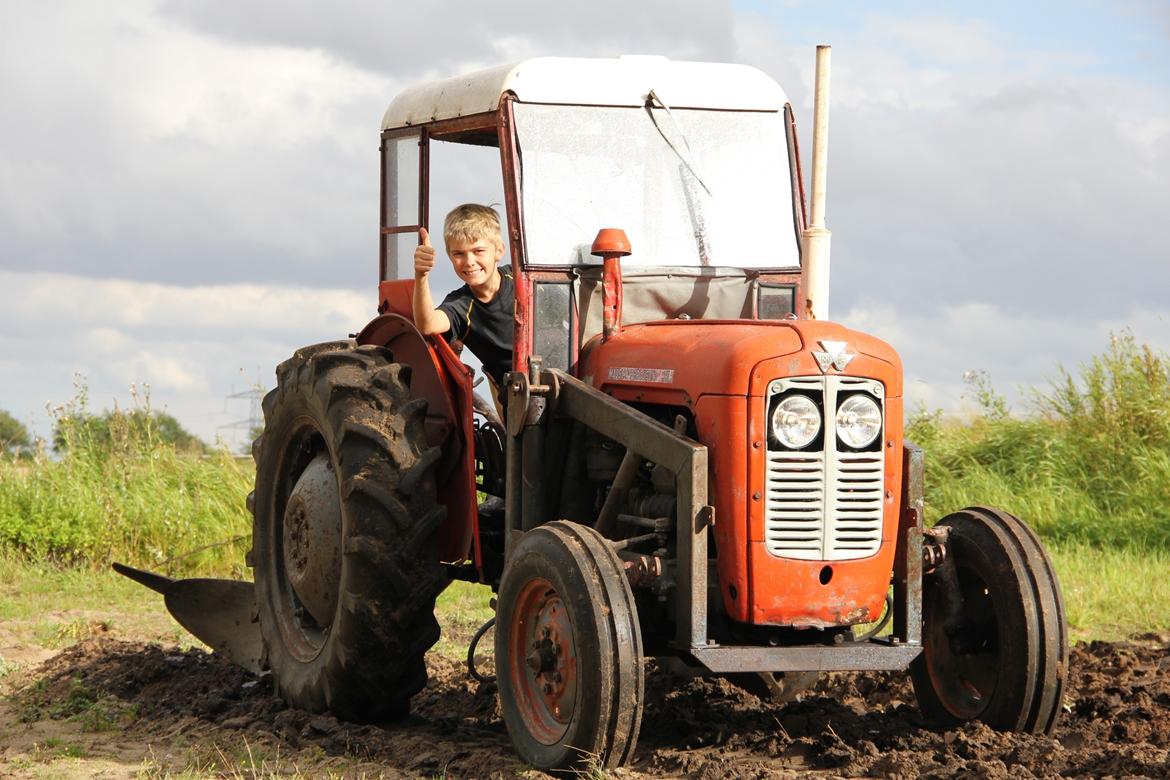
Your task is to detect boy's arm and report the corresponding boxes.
[412,227,452,336]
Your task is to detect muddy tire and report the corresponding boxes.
[496,521,643,771]
[251,341,448,721]
[912,506,1067,734]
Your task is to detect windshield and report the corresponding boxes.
[514,103,799,269]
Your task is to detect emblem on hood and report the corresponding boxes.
[812,340,855,373]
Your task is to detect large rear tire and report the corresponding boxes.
[496,521,644,771]
[250,341,449,721]
[911,506,1067,734]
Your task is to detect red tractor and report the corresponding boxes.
[117,48,1067,772]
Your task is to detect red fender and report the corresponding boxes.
[357,280,481,573]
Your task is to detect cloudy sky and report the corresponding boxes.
[1,0,1167,449]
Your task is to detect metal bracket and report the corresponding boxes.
[505,372,530,437]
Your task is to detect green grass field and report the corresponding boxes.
[0,332,1167,649]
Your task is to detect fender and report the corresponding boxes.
[357,280,480,571]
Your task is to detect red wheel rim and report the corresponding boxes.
[508,577,578,745]
[923,564,999,720]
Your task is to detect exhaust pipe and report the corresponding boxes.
[802,45,832,321]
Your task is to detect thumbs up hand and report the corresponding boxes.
[414,227,436,278]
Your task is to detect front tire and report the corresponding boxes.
[911,506,1067,734]
[251,341,449,721]
[496,521,644,771]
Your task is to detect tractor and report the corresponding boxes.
[116,47,1068,771]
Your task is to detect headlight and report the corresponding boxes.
[771,395,821,449]
[836,394,882,448]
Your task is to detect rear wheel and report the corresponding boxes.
[911,506,1067,734]
[496,521,644,771]
[251,341,448,721]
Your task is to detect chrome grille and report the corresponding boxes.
[764,376,885,561]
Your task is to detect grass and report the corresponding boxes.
[910,331,1170,550]
[0,557,495,663]
[17,676,138,731]
[1048,543,1170,643]
[135,740,398,780]
[434,580,496,660]
[0,385,253,577]
[0,551,191,656]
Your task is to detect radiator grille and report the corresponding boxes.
[763,376,885,561]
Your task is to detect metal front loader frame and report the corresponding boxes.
[506,367,925,672]
[504,366,709,649]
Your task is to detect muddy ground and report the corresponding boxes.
[2,633,1168,778]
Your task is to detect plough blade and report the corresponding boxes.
[113,562,263,674]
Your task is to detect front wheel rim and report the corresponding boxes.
[508,578,578,745]
[271,422,341,661]
[923,563,1000,720]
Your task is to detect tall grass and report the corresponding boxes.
[0,388,253,576]
[0,333,1165,579]
[910,331,1170,549]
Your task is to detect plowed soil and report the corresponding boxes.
[4,634,1169,778]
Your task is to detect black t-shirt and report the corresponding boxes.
[437,267,515,386]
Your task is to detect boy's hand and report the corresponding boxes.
[414,228,436,278]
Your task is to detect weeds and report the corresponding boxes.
[138,738,385,779]
[0,334,1165,579]
[0,382,253,576]
[911,331,1170,550]
[16,676,133,730]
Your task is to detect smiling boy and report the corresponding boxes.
[412,204,514,398]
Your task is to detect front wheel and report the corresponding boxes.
[911,506,1067,734]
[496,521,644,771]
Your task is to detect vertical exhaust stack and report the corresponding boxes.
[802,45,832,321]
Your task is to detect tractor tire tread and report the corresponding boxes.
[251,341,449,722]
[961,506,1067,733]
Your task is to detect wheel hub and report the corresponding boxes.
[282,453,342,627]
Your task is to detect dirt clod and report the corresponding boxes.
[8,636,1170,778]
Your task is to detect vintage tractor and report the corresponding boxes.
[116,48,1067,771]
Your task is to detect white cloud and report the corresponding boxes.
[0,270,373,447]
[0,0,394,289]
[867,15,1006,67]
[156,0,737,77]
[110,351,207,394]
[732,10,1170,324]
[0,271,369,334]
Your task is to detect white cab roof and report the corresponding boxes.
[381,55,788,130]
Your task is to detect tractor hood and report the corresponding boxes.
[582,319,902,400]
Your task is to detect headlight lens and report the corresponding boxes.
[771,395,822,449]
[836,394,882,448]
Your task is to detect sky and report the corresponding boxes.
[1,0,1167,450]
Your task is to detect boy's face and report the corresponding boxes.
[447,236,504,289]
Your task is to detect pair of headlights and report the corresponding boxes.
[771,393,882,450]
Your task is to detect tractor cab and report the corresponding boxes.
[374,55,807,379]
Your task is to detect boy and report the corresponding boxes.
[412,204,514,409]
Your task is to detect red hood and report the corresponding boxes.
[582,319,902,398]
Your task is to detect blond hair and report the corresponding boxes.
[443,203,504,250]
